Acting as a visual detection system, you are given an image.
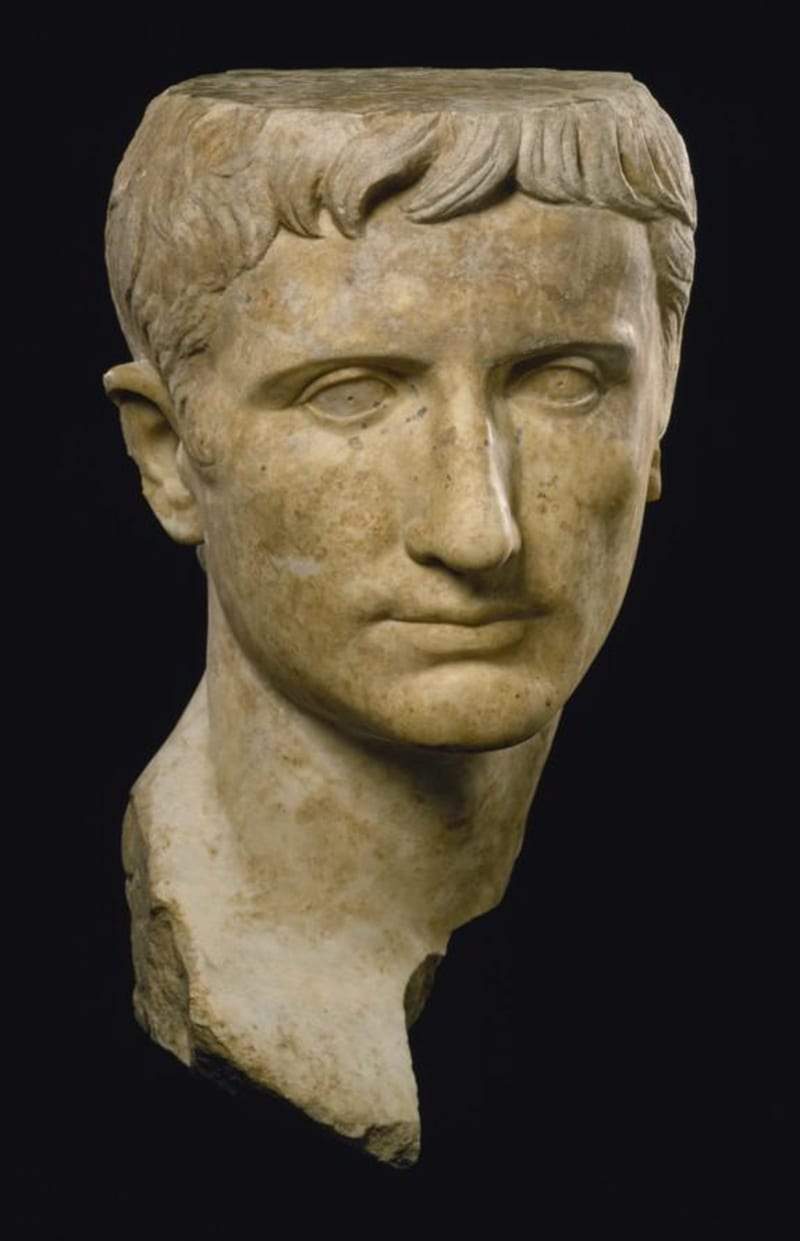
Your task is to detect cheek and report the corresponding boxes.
[516,421,648,621]
[203,426,398,625]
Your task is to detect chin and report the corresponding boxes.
[349,662,563,753]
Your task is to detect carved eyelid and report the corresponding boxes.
[502,342,633,389]
[298,366,397,404]
[506,354,602,387]
[504,355,610,415]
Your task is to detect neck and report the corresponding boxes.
[124,583,560,1164]
[206,583,558,955]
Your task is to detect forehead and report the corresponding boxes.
[214,195,656,367]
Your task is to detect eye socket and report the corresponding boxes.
[508,360,602,413]
[301,371,394,422]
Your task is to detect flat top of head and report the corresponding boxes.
[168,67,637,114]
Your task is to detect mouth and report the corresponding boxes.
[390,604,537,625]
[379,612,535,657]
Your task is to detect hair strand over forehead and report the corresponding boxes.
[106,71,696,400]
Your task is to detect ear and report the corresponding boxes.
[103,361,204,545]
[646,442,662,502]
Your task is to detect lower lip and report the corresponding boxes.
[383,619,529,656]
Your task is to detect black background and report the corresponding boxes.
[12,20,790,1237]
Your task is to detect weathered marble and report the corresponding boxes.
[103,67,696,1166]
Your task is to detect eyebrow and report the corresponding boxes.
[495,318,638,357]
[500,338,636,379]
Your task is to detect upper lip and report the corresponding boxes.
[388,607,537,627]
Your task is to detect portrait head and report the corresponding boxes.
[104,69,696,753]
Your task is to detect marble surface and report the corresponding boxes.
[103,67,696,1165]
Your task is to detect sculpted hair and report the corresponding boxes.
[106,69,696,406]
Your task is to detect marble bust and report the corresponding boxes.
[103,67,696,1166]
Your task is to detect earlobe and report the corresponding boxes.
[103,361,204,545]
[646,442,662,502]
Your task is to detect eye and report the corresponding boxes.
[300,371,394,422]
[508,359,601,413]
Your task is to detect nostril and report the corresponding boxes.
[404,509,521,575]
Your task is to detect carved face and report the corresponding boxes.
[181,194,668,750]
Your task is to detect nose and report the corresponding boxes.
[404,379,521,575]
